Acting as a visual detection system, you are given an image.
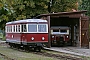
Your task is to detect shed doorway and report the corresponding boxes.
[50,17,80,47]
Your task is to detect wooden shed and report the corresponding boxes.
[36,10,89,48]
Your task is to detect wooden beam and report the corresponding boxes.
[47,16,51,48]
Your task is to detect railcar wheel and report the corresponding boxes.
[9,43,13,48]
[34,47,41,52]
[24,46,30,52]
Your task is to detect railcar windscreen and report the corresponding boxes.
[53,30,59,32]
[51,29,69,34]
[60,30,67,33]
[38,25,47,32]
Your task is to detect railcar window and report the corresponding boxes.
[11,26,12,32]
[38,25,47,32]
[24,25,27,32]
[13,25,15,32]
[28,25,37,32]
[21,25,23,32]
[21,24,27,32]
[8,26,9,32]
[6,26,8,32]
[18,25,20,32]
[16,25,20,32]
[7,26,8,32]
[60,30,67,33]
[10,26,12,32]
[16,25,18,32]
[9,26,11,32]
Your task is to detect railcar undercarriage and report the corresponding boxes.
[8,42,42,52]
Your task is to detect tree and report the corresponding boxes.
[0,0,80,30]
[3,0,49,20]
[0,0,13,30]
[79,0,90,16]
[51,0,80,12]
[2,0,80,20]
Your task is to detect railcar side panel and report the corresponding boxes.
[6,33,21,44]
[21,33,48,43]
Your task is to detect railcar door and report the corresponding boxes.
[21,24,27,45]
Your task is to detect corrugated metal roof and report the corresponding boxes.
[36,10,87,18]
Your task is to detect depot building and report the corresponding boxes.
[36,10,89,48]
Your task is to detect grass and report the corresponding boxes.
[81,56,90,60]
[0,43,90,60]
[0,46,60,60]
[0,34,5,41]
[0,55,7,60]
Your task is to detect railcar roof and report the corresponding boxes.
[6,19,47,24]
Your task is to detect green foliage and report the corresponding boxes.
[79,0,90,16]
[2,36,5,41]
[51,0,80,12]
[0,1,11,30]
[4,0,50,20]
[1,0,80,20]
[0,0,80,30]
[0,33,3,39]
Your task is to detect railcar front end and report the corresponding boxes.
[51,26,70,46]
[21,23,48,51]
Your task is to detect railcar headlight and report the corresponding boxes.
[52,36,54,38]
[67,36,69,38]
[12,35,14,38]
[42,37,45,40]
[31,37,34,40]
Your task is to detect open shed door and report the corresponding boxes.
[81,16,89,48]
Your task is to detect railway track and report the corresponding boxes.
[0,41,84,60]
[32,51,83,60]
[7,46,84,60]
[0,53,14,60]
[0,41,15,60]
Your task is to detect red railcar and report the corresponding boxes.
[6,19,48,51]
[51,26,70,46]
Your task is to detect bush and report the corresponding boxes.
[2,36,6,41]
